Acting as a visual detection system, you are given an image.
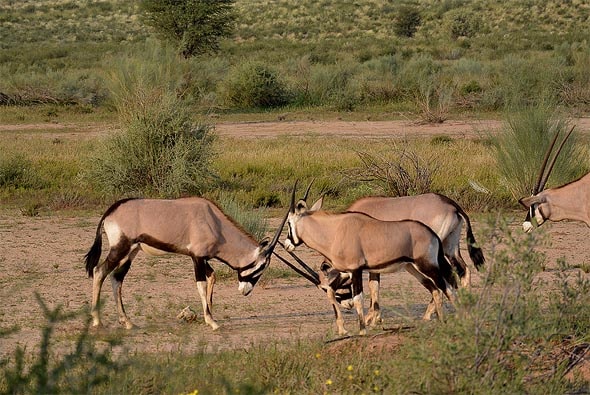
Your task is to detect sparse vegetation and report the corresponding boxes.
[0,2,589,393]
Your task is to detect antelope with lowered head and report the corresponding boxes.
[283,183,457,336]
[84,197,286,330]
[519,126,590,231]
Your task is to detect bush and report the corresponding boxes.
[446,9,481,39]
[394,5,422,38]
[0,294,120,394]
[89,93,217,198]
[344,144,440,196]
[221,61,290,109]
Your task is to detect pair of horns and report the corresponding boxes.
[276,179,320,286]
[289,179,314,211]
[532,125,576,195]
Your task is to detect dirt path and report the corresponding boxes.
[1,117,590,140]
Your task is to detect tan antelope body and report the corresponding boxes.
[85,197,286,330]
[284,188,456,335]
[519,125,590,231]
[315,193,484,326]
[348,193,485,286]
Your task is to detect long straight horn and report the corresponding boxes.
[278,241,320,282]
[303,179,314,201]
[290,180,298,212]
[538,125,575,192]
[268,208,289,253]
[533,128,561,195]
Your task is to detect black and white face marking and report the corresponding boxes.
[237,256,269,296]
[522,204,546,233]
[284,215,301,252]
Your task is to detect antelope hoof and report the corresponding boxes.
[208,321,220,331]
[365,315,382,327]
[358,328,367,336]
[122,320,136,330]
[522,221,533,233]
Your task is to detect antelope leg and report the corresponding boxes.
[326,287,348,336]
[365,272,382,327]
[351,271,367,336]
[405,264,445,321]
[193,257,219,330]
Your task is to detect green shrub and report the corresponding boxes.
[394,5,422,38]
[89,93,217,198]
[221,61,290,108]
[446,9,481,39]
[140,0,236,58]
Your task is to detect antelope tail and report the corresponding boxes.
[453,201,486,271]
[84,198,136,278]
[84,224,102,278]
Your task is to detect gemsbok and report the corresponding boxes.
[519,125,590,231]
[84,197,287,330]
[283,184,457,336]
[342,193,484,326]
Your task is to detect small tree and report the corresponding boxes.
[140,0,236,58]
[394,5,421,38]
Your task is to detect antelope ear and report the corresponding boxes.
[309,195,324,211]
[259,237,270,248]
[519,195,545,208]
[295,199,308,214]
[320,262,331,274]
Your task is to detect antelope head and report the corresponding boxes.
[519,125,575,233]
[238,206,289,296]
[284,180,323,252]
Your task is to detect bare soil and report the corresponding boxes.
[0,119,588,378]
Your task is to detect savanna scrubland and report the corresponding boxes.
[1,1,589,394]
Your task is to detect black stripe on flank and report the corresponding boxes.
[136,234,189,255]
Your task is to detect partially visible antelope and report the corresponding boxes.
[84,197,287,330]
[519,126,590,231]
[283,184,457,336]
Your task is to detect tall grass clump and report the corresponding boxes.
[493,106,586,200]
[88,42,217,198]
[397,54,452,123]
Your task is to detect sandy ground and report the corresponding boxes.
[0,118,588,380]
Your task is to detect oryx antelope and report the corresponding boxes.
[284,185,457,336]
[519,126,590,231]
[84,197,286,330]
[343,193,484,325]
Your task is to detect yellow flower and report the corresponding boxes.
[347,365,353,371]
[348,374,353,380]
[326,379,333,385]
[315,353,321,359]
[374,369,380,376]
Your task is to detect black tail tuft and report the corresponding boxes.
[84,229,102,278]
[466,227,485,270]
[453,200,485,271]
